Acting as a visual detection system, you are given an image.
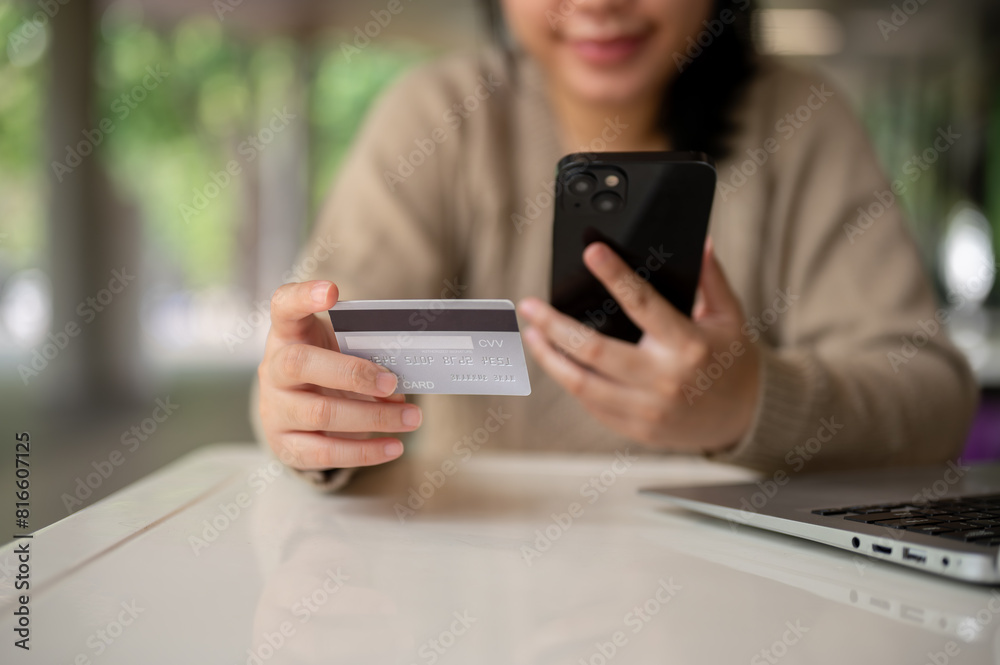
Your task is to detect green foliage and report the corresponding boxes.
[96,17,248,289]
[0,2,45,262]
[310,39,425,213]
[0,2,426,292]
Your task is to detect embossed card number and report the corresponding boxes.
[328,300,532,396]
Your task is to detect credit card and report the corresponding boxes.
[328,299,531,395]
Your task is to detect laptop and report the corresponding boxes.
[640,461,1000,584]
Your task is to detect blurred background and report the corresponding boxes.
[0,0,998,541]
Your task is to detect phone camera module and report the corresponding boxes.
[592,191,624,213]
[567,173,598,196]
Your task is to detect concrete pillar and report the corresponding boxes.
[45,0,138,407]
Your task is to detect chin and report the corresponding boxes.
[558,66,661,109]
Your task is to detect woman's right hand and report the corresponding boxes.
[257,280,422,471]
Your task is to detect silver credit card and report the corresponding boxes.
[328,299,531,395]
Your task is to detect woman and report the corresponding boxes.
[254,0,977,490]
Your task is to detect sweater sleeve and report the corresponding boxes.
[251,60,469,492]
[710,69,978,473]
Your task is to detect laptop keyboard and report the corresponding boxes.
[811,493,1000,547]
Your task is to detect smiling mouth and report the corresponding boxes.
[566,33,651,66]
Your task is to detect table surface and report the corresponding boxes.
[2,444,1000,664]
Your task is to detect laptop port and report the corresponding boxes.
[872,544,892,555]
[901,605,924,623]
[870,597,890,611]
[902,548,927,564]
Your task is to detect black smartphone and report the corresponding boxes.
[550,151,716,343]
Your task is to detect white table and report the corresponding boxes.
[2,444,999,664]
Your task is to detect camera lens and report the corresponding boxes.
[592,191,624,213]
[567,173,597,196]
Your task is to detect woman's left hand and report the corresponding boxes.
[517,240,760,454]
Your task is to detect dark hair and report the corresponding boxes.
[479,0,757,161]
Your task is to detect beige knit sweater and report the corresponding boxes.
[252,50,978,491]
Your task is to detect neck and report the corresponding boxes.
[548,85,669,154]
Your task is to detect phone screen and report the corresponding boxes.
[550,151,716,343]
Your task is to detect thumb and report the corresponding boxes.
[269,280,339,343]
[692,238,742,323]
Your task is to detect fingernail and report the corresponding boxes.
[402,406,422,428]
[384,441,403,457]
[588,243,611,264]
[518,299,538,318]
[311,282,330,304]
[376,371,397,395]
